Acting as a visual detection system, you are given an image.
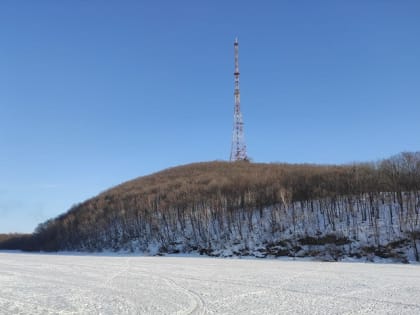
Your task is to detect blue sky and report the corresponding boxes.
[1,1,419,233]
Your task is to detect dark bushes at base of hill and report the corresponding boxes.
[155,235,417,263]
[299,234,351,246]
[200,236,417,263]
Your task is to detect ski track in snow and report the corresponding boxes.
[0,253,420,314]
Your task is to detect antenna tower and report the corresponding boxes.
[230,38,248,161]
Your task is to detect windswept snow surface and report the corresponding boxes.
[1,253,420,314]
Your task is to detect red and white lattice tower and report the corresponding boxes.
[230,38,248,161]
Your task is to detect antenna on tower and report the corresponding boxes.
[230,38,248,161]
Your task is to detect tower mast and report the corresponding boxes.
[230,38,248,161]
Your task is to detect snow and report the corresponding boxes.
[60,192,419,262]
[1,252,420,314]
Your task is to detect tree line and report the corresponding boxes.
[1,152,420,260]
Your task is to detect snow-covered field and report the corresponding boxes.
[1,252,420,314]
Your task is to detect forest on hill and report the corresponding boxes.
[1,152,420,262]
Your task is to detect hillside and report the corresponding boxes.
[2,152,420,262]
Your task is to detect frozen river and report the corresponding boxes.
[0,252,419,314]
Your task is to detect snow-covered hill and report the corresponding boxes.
[2,153,420,262]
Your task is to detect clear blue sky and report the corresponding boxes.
[1,1,419,233]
